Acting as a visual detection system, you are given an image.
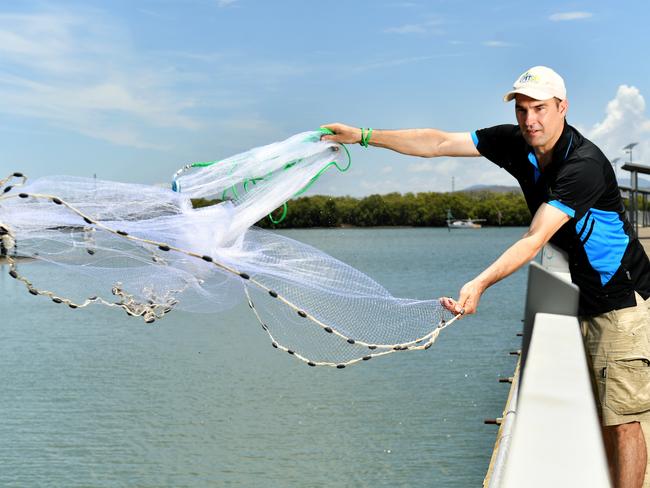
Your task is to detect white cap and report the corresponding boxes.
[503,66,566,102]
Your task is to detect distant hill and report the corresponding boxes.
[465,178,650,192]
[460,184,522,193]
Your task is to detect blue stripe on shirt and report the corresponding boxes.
[548,199,576,218]
[577,208,629,286]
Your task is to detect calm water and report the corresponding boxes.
[1,227,528,487]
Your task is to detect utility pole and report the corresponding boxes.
[611,157,621,182]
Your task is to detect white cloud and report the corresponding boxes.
[384,19,443,35]
[402,157,516,192]
[214,114,285,143]
[222,60,307,81]
[163,50,227,63]
[408,161,437,173]
[353,158,514,194]
[319,154,518,196]
[408,158,463,175]
[381,166,393,174]
[359,178,401,193]
[216,0,239,7]
[549,11,593,21]
[587,85,650,169]
[385,23,427,34]
[0,10,200,148]
[483,40,515,48]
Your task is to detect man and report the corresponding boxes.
[322,66,650,488]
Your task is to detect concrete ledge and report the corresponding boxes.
[501,313,610,487]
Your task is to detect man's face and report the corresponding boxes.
[514,94,568,151]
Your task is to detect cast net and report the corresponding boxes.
[0,130,459,368]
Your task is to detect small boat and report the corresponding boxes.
[446,209,484,229]
[447,219,483,229]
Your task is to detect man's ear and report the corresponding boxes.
[559,98,569,116]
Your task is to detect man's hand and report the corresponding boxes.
[440,279,486,316]
[320,123,362,144]
[456,279,486,315]
[440,296,460,314]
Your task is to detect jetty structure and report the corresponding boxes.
[620,161,650,237]
[483,161,650,487]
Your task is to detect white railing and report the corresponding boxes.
[486,246,611,487]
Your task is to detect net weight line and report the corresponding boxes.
[1,172,463,368]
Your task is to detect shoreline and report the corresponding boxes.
[275,224,525,230]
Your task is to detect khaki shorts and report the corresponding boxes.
[581,292,650,426]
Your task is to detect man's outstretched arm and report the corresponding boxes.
[321,122,481,158]
[441,203,571,315]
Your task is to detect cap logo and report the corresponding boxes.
[518,72,538,84]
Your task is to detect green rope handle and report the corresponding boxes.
[293,128,351,198]
[180,127,351,224]
[268,203,288,224]
[294,155,351,197]
[191,161,219,168]
[242,177,265,193]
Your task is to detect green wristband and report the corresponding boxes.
[360,127,373,148]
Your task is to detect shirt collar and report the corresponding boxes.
[526,121,575,176]
[549,121,575,167]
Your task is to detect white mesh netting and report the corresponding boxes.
[0,131,458,367]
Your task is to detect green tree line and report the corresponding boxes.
[193,190,532,228]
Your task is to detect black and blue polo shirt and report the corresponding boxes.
[472,122,650,315]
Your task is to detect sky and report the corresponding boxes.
[1,0,650,196]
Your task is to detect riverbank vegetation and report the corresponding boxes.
[192,190,532,228]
